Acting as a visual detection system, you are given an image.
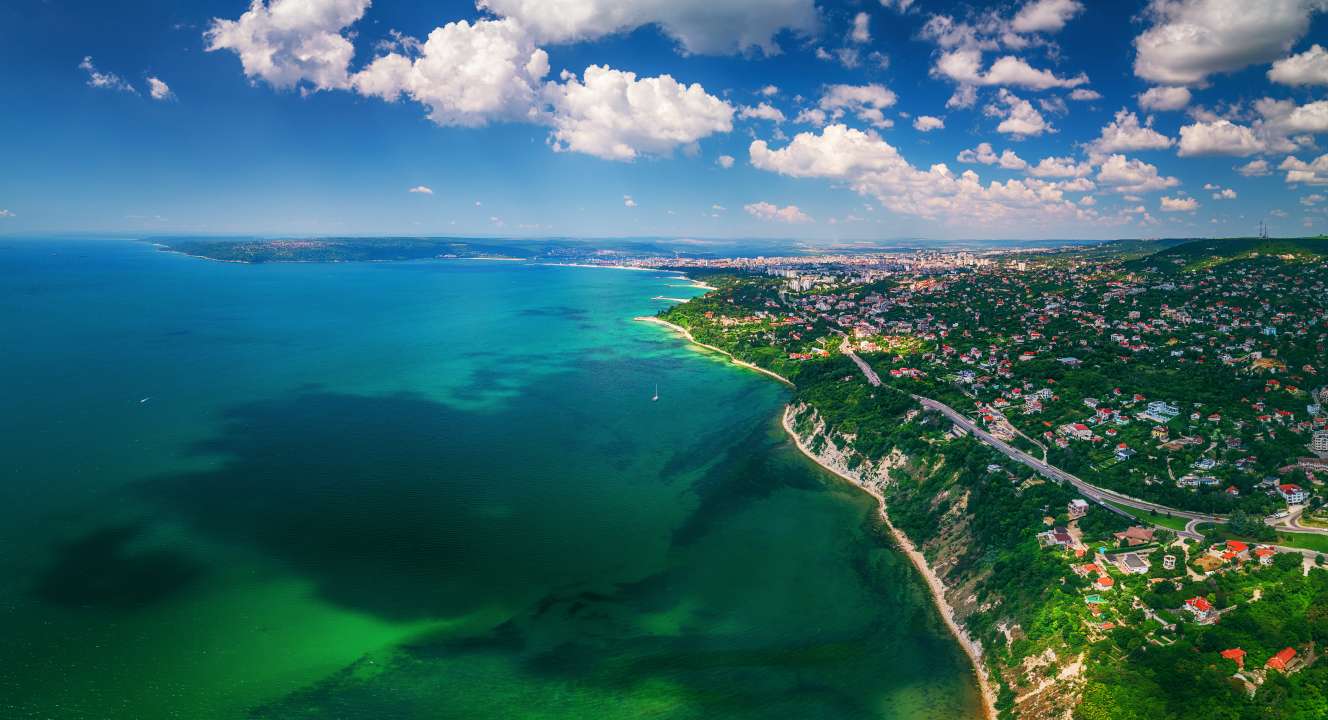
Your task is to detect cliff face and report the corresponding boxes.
[786,402,1083,720]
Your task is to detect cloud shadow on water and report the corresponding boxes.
[33,523,203,611]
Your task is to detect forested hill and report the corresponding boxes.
[1130,237,1328,274]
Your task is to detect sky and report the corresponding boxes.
[1,0,1327,242]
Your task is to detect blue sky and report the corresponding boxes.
[1,0,1326,241]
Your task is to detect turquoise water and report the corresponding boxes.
[0,238,980,719]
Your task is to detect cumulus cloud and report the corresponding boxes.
[933,50,1088,90]
[1236,159,1272,176]
[1269,43,1328,85]
[738,102,786,123]
[1088,109,1174,154]
[717,155,735,169]
[749,124,1097,225]
[1069,88,1102,101]
[1133,0,1325,85]
[1096,154,1181,193]
[1281,153,1328,184]
[0,209,14,218]
[1138,86,1190,111]
[408,185,433,194]
[206,0,370,91]
[1177,119,1266,156]
[1010,0,1085,34]
[957,143,1028,170]
[744,201,812,223]
[1029,155,1092,178]
[1212,187,1237,199]
[352,18,549,127]
[913,115,945,132]
[544,65,733,160]
[79,56,136,93]
[146,76,174,100]
[1160,195,1199,211]
[623,194,637,207]
[987,89,1053,137]
[851,12,871,44]
[476,0,819,55]
[817,83,898,129]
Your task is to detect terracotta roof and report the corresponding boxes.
[1220,648,1246,668]
[1267,647,1297,671]
[1186,596,1213,613]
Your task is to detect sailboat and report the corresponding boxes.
[652,384,659,402]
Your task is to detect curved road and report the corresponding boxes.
[839,344,1222,539]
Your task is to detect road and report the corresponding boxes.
[838,344,1221,539]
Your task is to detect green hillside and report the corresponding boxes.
[1130,236,1328,273]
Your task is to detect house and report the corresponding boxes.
[1254,546,1277,565]
[1114,526,1155,547]
[1279,484,1308,504]
[1115,553,1150,575]
[1115,444,1137,461]
[1185,596,1217,624]
[1146,401,1180,421]
[1220,648,1246,670]
[1068,498,1090,519]
[1162,554,1176,570]
[1266,647,1298,672]
[1039,527,1074,548]
[1095,575,1115,590]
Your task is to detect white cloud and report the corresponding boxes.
[933,50,1088,90]
[1257,97,1328,135]
[987,89,1053,137]
[1069,88,1102,101]
[744,201,812,223]
[851,12,871,44]
[79,56,136,93]
[1303,193,1325,205]
[146,76,174,100]
[352,18,549,127]
[623,194,637,207]
[1029,155,1092,178]
[1133,0,1325,85]
[760,85,779,97]
[1236,159,1272,176]
[1160,195,1199,211]
[1039,96,1068,115]
[0,209,14,218]
[1269,43,1328,85]
[880,0,915,11]
[913,115,945,132]
[1138,86,1190,111]
[408,185,434,194]
[206,0,370,91]
[1096,154,1181,193]
[717,155,735,169]
[544,65,733,160]
[817,84,898,130]
[738,102,786,123]
[957,143,1028,170]
[1281,153,1328,184]
[749,124,1097,225]
[476,0,819,55]
[1177,119,1264,156]
[1089,109,1174,154]
[1212,187,1237,199]
[1010,0,1085,34]
[794,107,828,126]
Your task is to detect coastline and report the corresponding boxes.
[781,406,999,720]
[634,316,794,387]
[638,305,996,719]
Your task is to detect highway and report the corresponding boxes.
[839,345,1223,539]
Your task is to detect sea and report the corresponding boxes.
[0,238,981,719]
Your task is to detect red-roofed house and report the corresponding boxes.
[1279,484,1308,503]
[1220,648,1246,669]
[1254,547,1276,565]
[1095,575,1115,590]
[1185,596,1216,624]
[1266,647,1297,672]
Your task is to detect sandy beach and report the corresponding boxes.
[781,406,998,720]
[634,316,794,387]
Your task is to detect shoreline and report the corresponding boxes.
[633,316,794,387]
[780,406,999,720]
[638,304,995,719]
